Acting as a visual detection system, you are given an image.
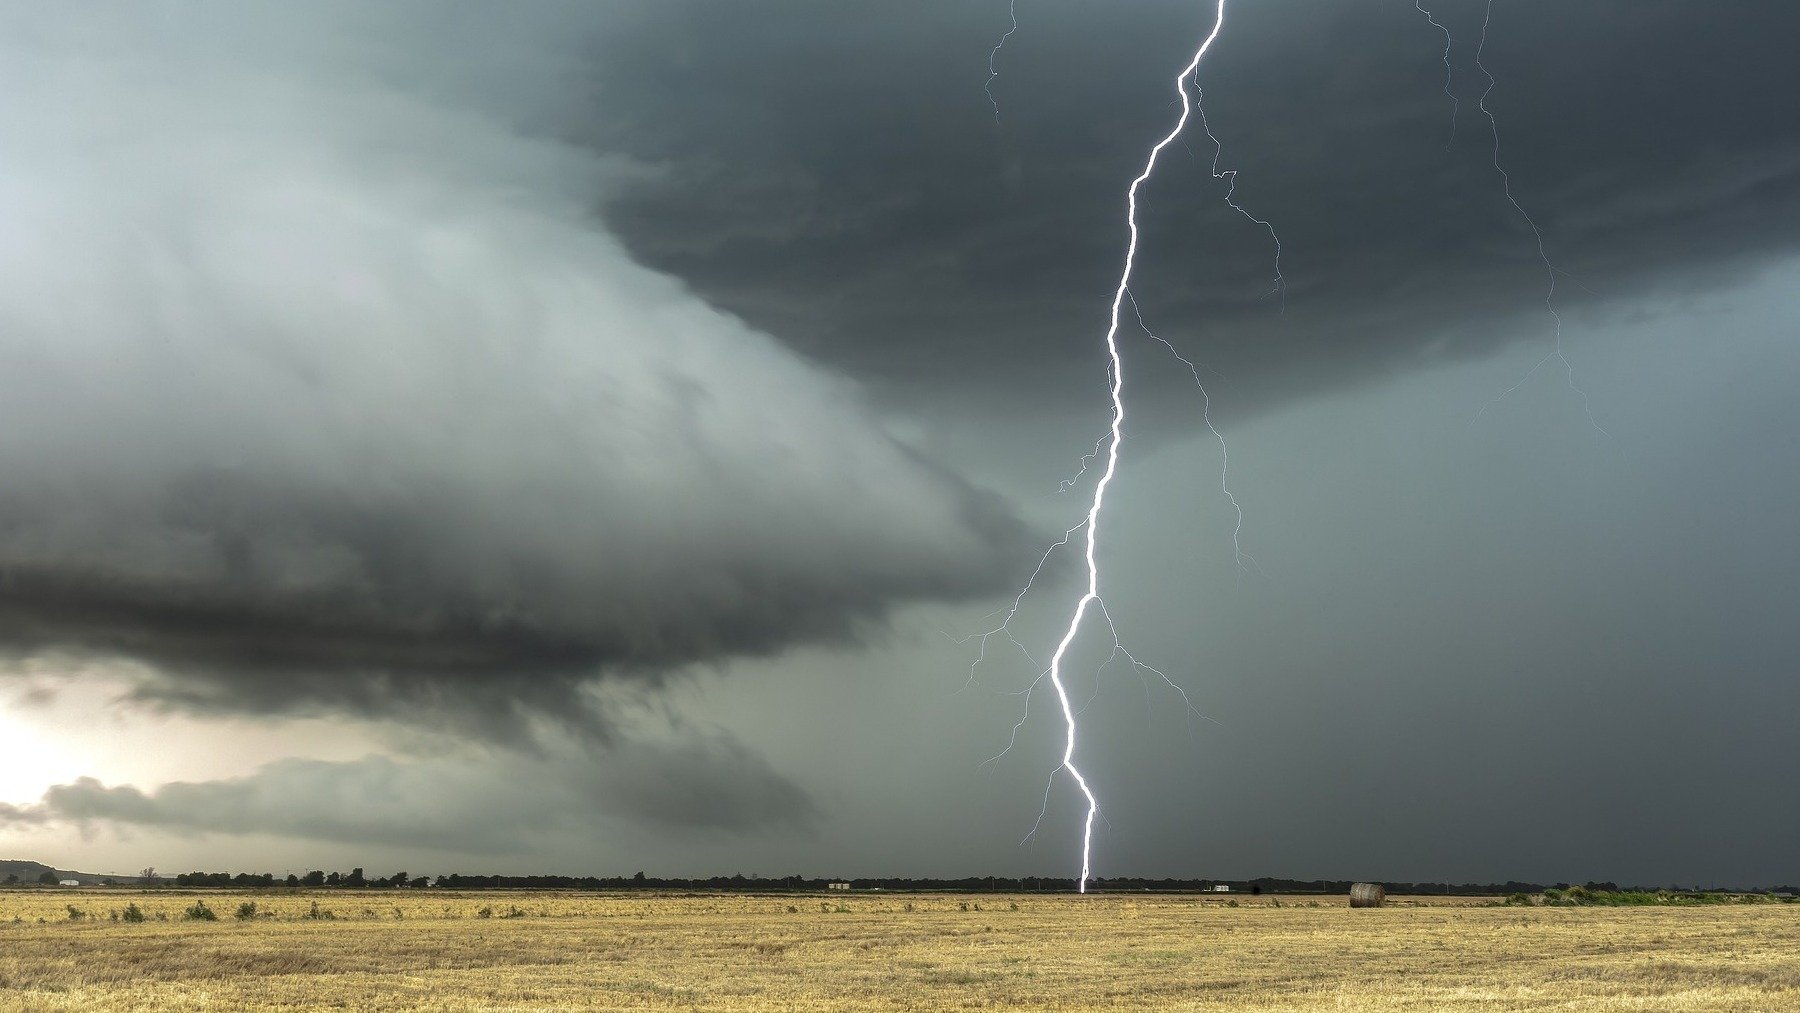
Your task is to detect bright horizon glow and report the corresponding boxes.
[0,705,78,805]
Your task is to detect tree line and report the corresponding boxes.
[93,871,1799,895]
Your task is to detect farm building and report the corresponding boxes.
[58,880,80,887]
[826,882,851,891]
[1209,884,1231,893]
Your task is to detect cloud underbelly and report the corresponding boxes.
[0,19,1021,734]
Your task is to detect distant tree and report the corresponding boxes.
[302,870,325,887]
[633,871,646,883]
[139,867,159,884]
[345,868,365,888]
[326,872,342,887]
[391,872,409,888]
[38,871,59,885]
[285,874,300,887]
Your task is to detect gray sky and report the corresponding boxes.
[2,0,1797,888]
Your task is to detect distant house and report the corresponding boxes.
[826,882,851,891]
[58,880,80,887]
[1210,885,1231,893]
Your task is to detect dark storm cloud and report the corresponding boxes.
[0,4,1028,737]
[7,2,1790,736]
[589,0,1800,414]
[0,730,815,849]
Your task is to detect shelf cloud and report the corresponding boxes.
[0,4,1022,739]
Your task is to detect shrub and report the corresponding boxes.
[183,900,218,921]
[476,906,493,919]
[66,905,87,921]
[235,902,258,921]
[121,903,146,923]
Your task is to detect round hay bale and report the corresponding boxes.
[1349,883,1386,908]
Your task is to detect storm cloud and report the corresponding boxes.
[591,0,1800,416]
[0,729,815,850]
[3,1,1799,885]
[0,4,1023,737]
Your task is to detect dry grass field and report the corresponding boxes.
[2,889,1797,1010]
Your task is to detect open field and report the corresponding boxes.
[3,890,1797,1010]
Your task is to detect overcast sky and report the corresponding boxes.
[2,0,1797,888]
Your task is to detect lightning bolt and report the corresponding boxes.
[985,0,1019,125]
[1414,1,1458,148]
[1126,291,1259,576]
[1192,90,1285,307]
[958,0,1598,897]
[1443,0,1607,435]
[1028,0,1233,894]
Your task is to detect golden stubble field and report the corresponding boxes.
[2,890,1797,1011]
